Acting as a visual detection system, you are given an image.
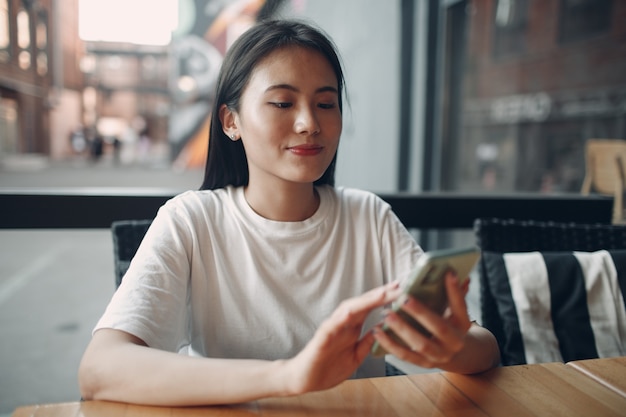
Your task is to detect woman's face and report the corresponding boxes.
[226,46,342,189]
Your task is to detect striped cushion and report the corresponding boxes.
[482,250,626,365]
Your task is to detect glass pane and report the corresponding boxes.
[493,0,529,57]
[36,21,47,49]
[18,50,30,69]
[447,0,626,194]
[37,51,47,75]
[0,97,19,154]
[0,0,9,55]
[559,0,612,43]
[17,9,30,49]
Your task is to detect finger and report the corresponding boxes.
[397,296,443,338]
[372,325,439,368]
[394,297,466,353]
[383,312,432,351]
[315,282,402,348]
[445,274,471,330]
[460,276,471,296]
[355,331,376,362]
[331,281,402,325]
[380,311,464,365]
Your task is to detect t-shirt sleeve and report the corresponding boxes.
[94,197,194,352]
[374,195,424,287]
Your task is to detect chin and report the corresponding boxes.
[286,170,327,184]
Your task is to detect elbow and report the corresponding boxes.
[78,354,105,401]
[78,359,96,400]
[480,328,502,372]
[464,325,501,374]
[78,329,145,402]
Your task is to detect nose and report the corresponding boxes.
[294,105,320,135]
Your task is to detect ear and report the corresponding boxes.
[219,104,240,141]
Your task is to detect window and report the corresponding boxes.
[0,0,10,63]
[492,0,529,58]
[450,0,626,194]
[0,97,19,154]
[17,8,31,70]
[36,21,47,49]
[559,0,612,43]
[35,12,48,75]
[36,51,47,75]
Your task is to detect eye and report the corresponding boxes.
[318,102,336,109]
[270,102,292,109]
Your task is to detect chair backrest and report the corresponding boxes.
[581,139,626,195]
[111,219,153,287]
[474,217,626,365]
[475,217,626,253]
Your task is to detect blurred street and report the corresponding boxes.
[0,158,203,415]
[0,154,204,189]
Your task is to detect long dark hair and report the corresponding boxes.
[200,19,345,190]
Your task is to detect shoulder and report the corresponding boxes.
[319,186,392,225]
[327,186,390,211]
[155,187,239,226]
[145,187,242,244]
[163,187,233,211]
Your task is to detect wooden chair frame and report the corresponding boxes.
[581,138,626,224]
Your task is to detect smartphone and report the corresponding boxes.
[371,246,480,357]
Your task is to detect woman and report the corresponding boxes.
[79,19,499,406]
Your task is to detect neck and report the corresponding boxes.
[244,181,320,222]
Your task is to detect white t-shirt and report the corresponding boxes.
[95,185,423,377]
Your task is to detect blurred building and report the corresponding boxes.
[448,0,626,193]
[0,0,56,159]
[0,0,279,166]
[1,0,624,195]
[79,40,171,162]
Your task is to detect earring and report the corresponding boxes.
[230,133,235,139]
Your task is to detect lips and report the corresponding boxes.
[287,144,323,156]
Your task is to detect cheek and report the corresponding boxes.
[247,109,292,136]
[325,115,343,139]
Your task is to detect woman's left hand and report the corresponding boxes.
[373,272,472,369]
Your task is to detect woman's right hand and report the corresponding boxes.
[281,281,402,395]
[79,281,402,406]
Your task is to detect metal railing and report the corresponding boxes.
[0,189,614,229]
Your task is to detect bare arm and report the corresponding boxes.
[78,329,290,405]
[78,281,402,406]
[373,273,500,374]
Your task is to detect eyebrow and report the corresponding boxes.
[265,84,338,94]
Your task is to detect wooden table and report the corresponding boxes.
[567,356,626,398]
[12,361,626,417]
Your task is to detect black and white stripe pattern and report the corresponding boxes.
[483,250,626,365]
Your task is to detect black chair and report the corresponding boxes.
[474,217,626,365]
[111,219,153,288]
